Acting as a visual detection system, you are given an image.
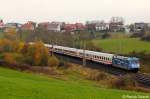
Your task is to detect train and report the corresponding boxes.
[30,43,140,71]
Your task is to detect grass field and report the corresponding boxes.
[93,38,150,54]
[0,67,149,99]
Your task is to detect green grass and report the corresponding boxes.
[93,38,150,54]
[0,67,149,99]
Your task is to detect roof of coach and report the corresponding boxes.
[52,45,114,57]
[44,44,52,47]
[54,45,77,52]
[85,50,114,57]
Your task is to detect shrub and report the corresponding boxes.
[111,75,137,89]
[48,56,60,67]
[68,65,108,81]
[101,32,111,39]
[84,70,107,81]
[3,53,17,64]
[25,41,49,66]
[0,39,14,52]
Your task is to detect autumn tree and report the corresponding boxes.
[25,41,49,66]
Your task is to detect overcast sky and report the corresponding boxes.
[0,0,150,24]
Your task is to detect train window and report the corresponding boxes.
[107,58,109,61]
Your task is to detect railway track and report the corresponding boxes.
[134,73,150,87]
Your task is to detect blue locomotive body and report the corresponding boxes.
[112,56,140,70]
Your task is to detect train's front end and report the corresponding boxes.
[112,56,140,71]
[128,57,140,71]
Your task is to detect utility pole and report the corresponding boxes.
[119,39,122,54]
[51,40,54,56]
[82,40,86,66]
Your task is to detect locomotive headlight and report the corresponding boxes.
[132,63,140,68]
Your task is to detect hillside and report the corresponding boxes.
[93,38,150,54]
[0,67,149,99]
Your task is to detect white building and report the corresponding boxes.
[96,22,109,31]
[47,23,61,32]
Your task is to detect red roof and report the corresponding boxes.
[21,22,35,30]
[64,24,77,32]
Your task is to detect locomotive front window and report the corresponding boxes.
[131,60,139,64]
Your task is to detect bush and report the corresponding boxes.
[25,41,49,66]
[48,56,60,67]
[101,32,111,39]
[1,53,24,64]
[0,38,61,67]
[84,70,107,81]
[0,39,14,52]
[3,53,17,64]
[111,75,137,89]
[68,65,108,81]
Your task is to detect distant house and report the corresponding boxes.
[21,21,36,31]
[4,23,22,32]
[64,24,77,32]
[147,23,150,32]
[86,21,110,32]
[86,21,97,31]
[75,23,85,31]
[134,23,146,32]
[95,22,109,32]
[47,22,63,32]
[38,22,50,30]
[109,22,124,32]
[38,22,63,32]
[109,17,124,32]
